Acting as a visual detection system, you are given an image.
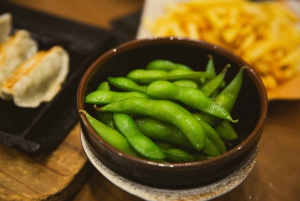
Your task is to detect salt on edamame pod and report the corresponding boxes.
[146,59,192,71]
[95,97,206,151]
[147,80,237,123]
[85,90,148,105]
[113,113,165,160]
[108,77,147,93]
[79,110,140,157]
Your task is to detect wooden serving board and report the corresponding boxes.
[0,123,91,201]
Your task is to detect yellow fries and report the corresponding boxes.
[145,0,300,90]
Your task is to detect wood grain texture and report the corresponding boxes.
[8,0,144,30]
[0,123,90,200]
[2,0,300,200]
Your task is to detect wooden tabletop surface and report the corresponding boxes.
[4,0,300,200]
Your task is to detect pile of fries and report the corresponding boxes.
[145,0,300,90]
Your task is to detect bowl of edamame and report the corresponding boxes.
[77,37,268,188]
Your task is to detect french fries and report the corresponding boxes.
[145,0,300,90]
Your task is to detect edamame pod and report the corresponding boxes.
[200,54,215,84]
[201,137,221,157]
[96,81,110,91]
[97,111,116,129]
[135,117,226,155]
[215,66,247,112]
[96,97,206,150]
[85,91,148,104]
[113,113,165,160]
[193,66,247,126]
[193,153,208,161]
[157,143,195,163]
[214,120,239,140]
[108,77,147,93]
[126,69,213,84]
[134,117,193,148]
[173,80,199,89]
[205,55,216,76]
[200,64,230,97]
[199,121,227,154]
[95,81,116,129]
[193,112,217,126]
[146,59,192,71]
[147,80,237,123]
[79,110,140,157]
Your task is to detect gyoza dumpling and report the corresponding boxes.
[0,30,38,85]
[0,46,69,108]
[0,13,11,43]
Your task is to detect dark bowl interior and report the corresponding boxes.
[77,37,268,188]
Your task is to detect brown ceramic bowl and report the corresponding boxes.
[77,37,268,188]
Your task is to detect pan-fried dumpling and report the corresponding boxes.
[0,30,38,85]
[0,46,69,108]
[0,13,11,43]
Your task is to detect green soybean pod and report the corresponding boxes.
[96,97,206,151]
[113,113,165,160]
[193,153,208,161]
[162,148,195,163]
[79,110,140,157]
[97,111,116,129]
[200,54,216,84]
[215,66,247,112]
[201,137,221,157]
[147,80,237,123]
[134,93,225,155]
[157,142,195,163]
[193,66,246,126]
[205,55,216,76]
[126,69,167,84]
[108,76,148,93]
[134,117,193,148]
[126,69,213,84]
[85,90,148,105]
[193,112,217,126]
[167,69,213,82]
[214,120,239,140]
[95,81,116,129]
[199,121,227,154]
[135,117,225,156]
[96,81,110,91]
[200,64,230,97]
[146,60,192,71]
[173,79,199,89]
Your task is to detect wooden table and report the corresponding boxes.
[3,0,300,200]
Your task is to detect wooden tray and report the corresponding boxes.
[0,123,92,201]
